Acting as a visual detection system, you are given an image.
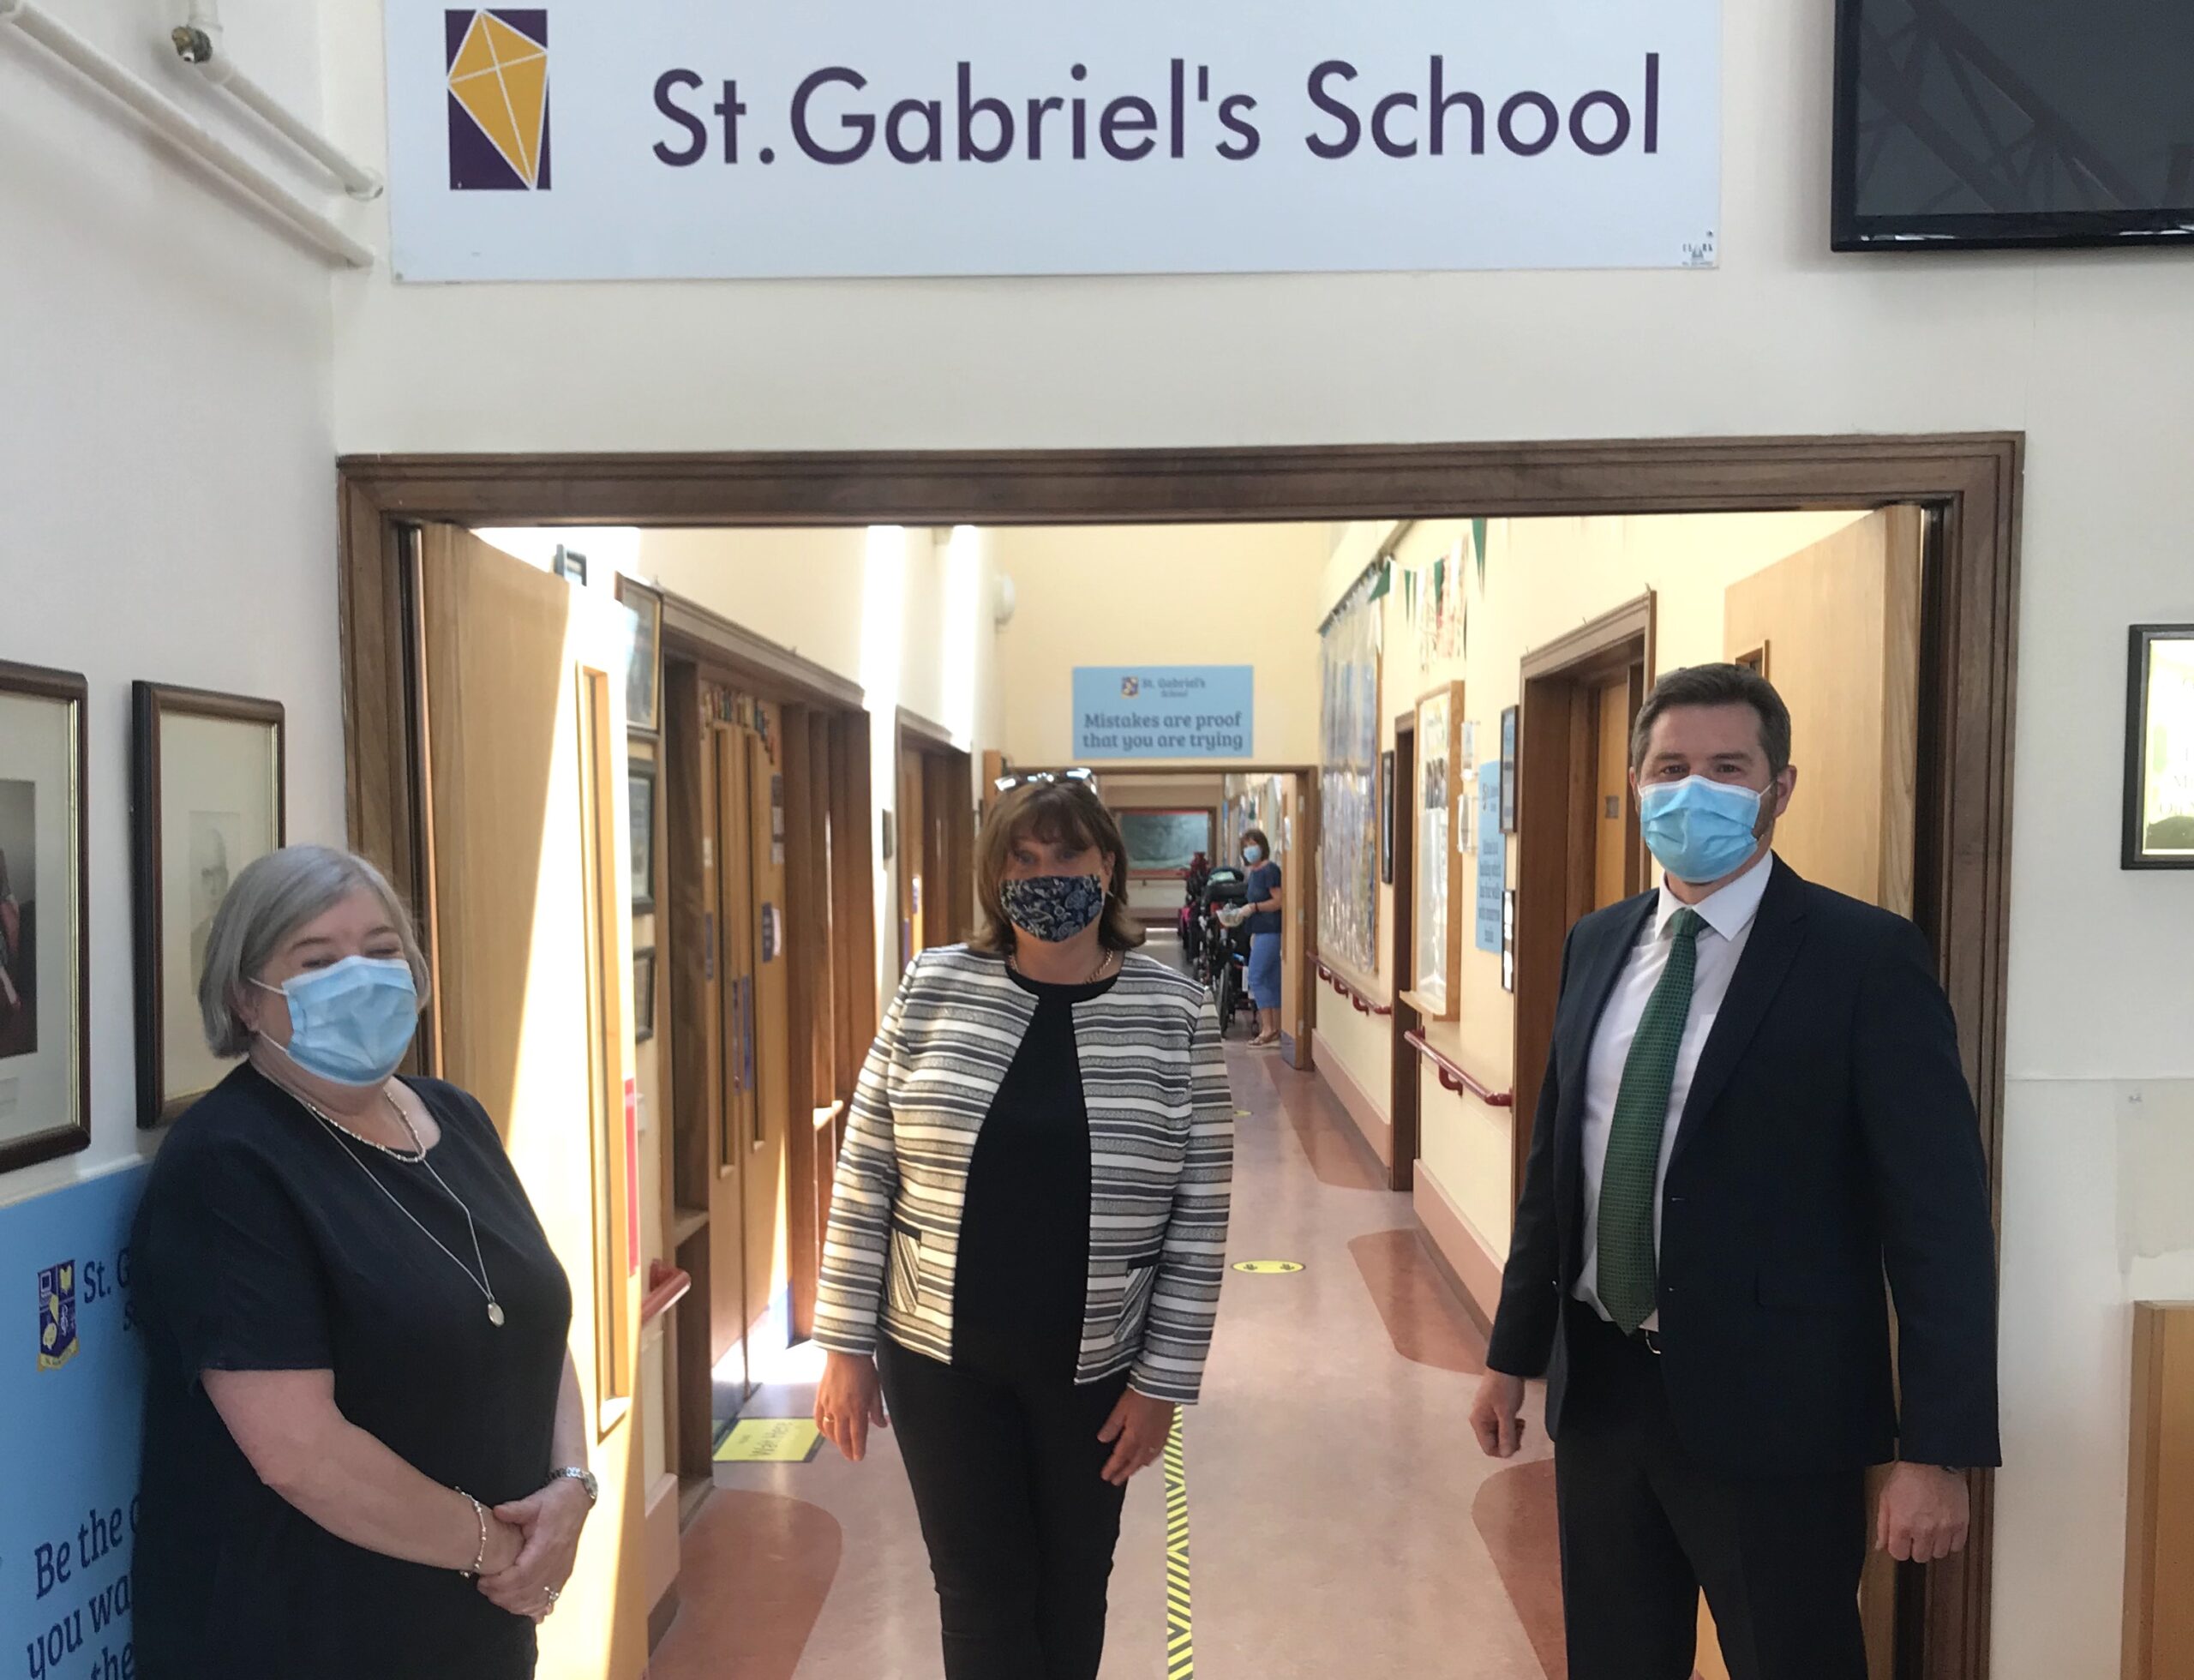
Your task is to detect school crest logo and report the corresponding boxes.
[446,10,551,190]
[1120,677,1142,699]
[37,1261,78,1372]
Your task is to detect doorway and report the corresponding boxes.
[896,709,974,972]
[336,436,2019,1680]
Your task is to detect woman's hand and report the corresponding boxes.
[477,1479,591,1623]
[1098,1389,1177,1486]
[815,1351,890,1462]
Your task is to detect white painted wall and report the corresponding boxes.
[0,0,342,1210]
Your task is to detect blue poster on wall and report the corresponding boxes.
[1072,667,1254,760]
[3,1167,148,1677]
[1476,769,1506,952]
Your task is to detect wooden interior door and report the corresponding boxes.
[1593,675,1635,910]
[1724,507,1923,915]
[897,747,926,974]
[415,524,647,1680]
[710,725,755,1398]
[742,725,792,1347]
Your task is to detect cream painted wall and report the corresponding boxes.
[1319,513,1872,1249]
[296,0,2194,1665]
[0,0,341,1211]
[938,524,1326,770]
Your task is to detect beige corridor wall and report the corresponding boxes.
[992,525,1330,768]
[321,0,2194,1667]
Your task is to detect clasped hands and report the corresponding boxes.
[477,1478,593,1623]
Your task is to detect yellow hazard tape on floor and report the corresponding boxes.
[1165,1409,1195,1680]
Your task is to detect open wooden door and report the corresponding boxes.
[414,524,649,1680]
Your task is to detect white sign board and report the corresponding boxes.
[387,3,1721,281]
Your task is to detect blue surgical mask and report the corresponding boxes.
[255,956,421,1086]
[1243,845,1266,865]
[1640,776,1767,885]
[1000,874,1108,944]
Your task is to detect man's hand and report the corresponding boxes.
[1469,1371,1529,1458]
[1875,1463,1970,1563]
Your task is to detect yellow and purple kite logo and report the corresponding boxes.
[446,9,550,190]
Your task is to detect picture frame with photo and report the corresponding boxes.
[617,575,664,739]
[0,660,90,1174]
[132,684,287,1127]
[1380,750,1396,885]
[633,946,657,1043]
[630,760,658,913]
[2124,624,2194,869]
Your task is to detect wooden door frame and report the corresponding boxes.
[1388,716,1420,1191]
[335,435,2019,1680]
[1512,592,1657,1203]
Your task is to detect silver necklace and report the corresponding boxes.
[295,1087,507,1329]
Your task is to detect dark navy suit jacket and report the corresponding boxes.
[1485,857,2003,1476]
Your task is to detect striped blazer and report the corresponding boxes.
[813,945,1234,1405]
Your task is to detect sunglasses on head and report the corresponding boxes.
[993,768,1097,795]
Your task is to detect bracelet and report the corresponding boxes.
[459,1491,489,1580]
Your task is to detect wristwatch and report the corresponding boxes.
[549,1466,600,1506]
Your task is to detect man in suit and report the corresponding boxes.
[1469,663,1999,1680]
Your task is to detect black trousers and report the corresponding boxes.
[877,1337,1133,1680]
[1554,1302,1869,1680]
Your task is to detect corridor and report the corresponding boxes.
[650,1035,1568,1680]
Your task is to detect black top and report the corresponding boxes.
[1486,859,2001,1477]
[131,1065,572,1679]
[952,966,1118,1381]
[1244,861,1283,937]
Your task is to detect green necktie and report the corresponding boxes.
[1596,908,1705,1334]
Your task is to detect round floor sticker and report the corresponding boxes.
[1232,1261,1306,1275]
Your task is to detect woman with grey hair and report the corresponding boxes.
[130,845,593,1678]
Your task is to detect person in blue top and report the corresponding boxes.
[1239,828,1285,1047]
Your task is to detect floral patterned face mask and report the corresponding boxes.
[999,873,1108,943]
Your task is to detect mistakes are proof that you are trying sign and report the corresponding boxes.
[388,0,1721,280]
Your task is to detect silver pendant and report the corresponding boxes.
[488,1302,506,1328]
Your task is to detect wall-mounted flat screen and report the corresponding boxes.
[1832,0,2194,250]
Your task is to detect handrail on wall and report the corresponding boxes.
[1315,958,1393,1018]
[640,1261,693,1326]
[1404,1028,1515,1109]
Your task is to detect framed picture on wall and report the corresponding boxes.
[0,660,89,1174]
[1381,750,1396,885]
[131,683,287,1127]
[632,946,656,1042]
[1499,705,1520,834]
[1118,808,1215,879]
[2124,624,2194,869]
[616,575,664,738]
[629,760,657,913]
[1412,683,1465,1021]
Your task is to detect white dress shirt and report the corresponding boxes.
[1575,855,1775,1329]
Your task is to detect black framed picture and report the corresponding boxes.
[616,575,663,738]
[629,761,657,913]
[633,946,656,1042]
[0,660,89,1174]
[131,684,287,1126]
[2124,625,2194,869]
[1499,706,1520,834]
[552,543,589,586]
[1380,749,1396,885]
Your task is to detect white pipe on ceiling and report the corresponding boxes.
[172,0,383,201]
[0,0,375,268]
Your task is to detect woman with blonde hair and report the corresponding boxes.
[812,771,1234,1680]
